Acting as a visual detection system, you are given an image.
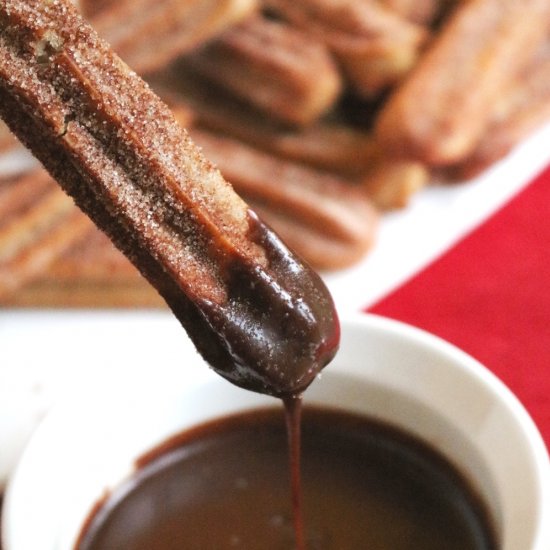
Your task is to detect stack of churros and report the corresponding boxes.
[2,0,550,308]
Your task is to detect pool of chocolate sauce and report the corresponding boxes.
[76,407,497,550]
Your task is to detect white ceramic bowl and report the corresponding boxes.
[3,313,550,549]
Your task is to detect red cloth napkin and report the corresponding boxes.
[368,165,550,447]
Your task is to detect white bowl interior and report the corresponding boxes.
[3,314,549,550]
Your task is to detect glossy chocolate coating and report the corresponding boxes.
[168,212,339,397]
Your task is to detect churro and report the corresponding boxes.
[2,227,163,308]
[184,15,342,125]
[91,0,258,76]
[79,0,113,18]
[0,0,339,396]
[0,170,92,299]
[263,0,427,96]
[376,0,550,165]
[362,159,428,210]
[452,43,550,179]
[48,228,145,287]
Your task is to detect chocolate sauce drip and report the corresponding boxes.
[162,214,339,542]
[284,395,306,550]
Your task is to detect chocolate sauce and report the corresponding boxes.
[75,407,497,550]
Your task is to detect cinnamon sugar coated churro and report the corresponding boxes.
[184,15,342,125]
[0,0,339,396]
[451,42,550,179]
[376,0,550,165]
[0,170,92,298]
[2,0,550,309]
[92,0,258,76]
[264,0,428,96]
[3,227,163,308]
